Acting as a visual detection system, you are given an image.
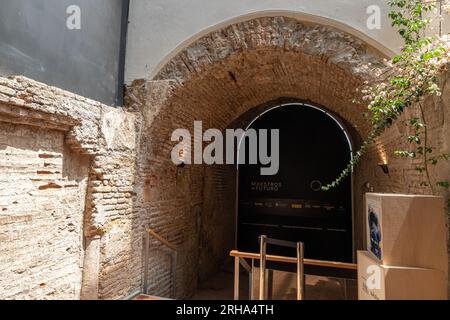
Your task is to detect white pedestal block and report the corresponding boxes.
[365,193,448,273]
[358,251,447,300]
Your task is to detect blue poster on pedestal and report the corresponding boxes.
[367,200,383,260]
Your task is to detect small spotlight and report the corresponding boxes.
[378,163,389,174]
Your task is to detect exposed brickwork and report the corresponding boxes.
[361,72,450,197]
[125,16,389,298]
[358,73,450,294]
[0,123,89,299]
[0,76,137,300]
[0,15,448,301]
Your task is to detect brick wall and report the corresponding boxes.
[358,71,450,294]
[0,76,137,300]
[0,15,447,300]
[0,123,89,299]
[361,73,450,197]
[125,16,388,298]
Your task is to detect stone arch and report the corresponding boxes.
[126,16,389,298]
[155,16,387,81]
[148,11,394,79]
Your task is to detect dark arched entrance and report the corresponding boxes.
[237,103,353,263]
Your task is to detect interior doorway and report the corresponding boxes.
[237,103,354,264]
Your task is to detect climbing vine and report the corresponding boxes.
[323,0,450,194]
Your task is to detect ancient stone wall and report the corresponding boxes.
[0,123,89,299]
[361,72,450,198]
[0,15,447,300]
[0,76,137,300]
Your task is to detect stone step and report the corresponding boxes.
[134,294,173,301]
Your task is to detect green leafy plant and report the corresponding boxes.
[323,0,450,194]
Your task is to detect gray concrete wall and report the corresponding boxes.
[0,0,128,106]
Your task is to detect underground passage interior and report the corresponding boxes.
[188,101,359,300]
[133,18,381,300]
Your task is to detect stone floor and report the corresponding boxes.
[191,270,357,300]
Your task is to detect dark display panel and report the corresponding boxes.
[238,104,353,263]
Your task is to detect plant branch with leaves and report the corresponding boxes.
[323,0,450,193]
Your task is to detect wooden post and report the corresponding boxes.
[296,242,305,300]
[143,232,149,294]
[259,235,267,300]
[234,257,240,300]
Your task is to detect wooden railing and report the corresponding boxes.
[143,227,177,299]
[230,250,357,270]
[230,244,357,301]
[146,228,177,251]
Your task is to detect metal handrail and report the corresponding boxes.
[143,227,177,298]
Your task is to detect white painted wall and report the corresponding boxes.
[124,0,448,83]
